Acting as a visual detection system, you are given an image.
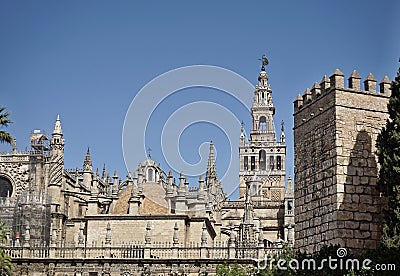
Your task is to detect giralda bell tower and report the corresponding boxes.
[239,55,286,201]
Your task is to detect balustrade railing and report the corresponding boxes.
[2,243,282,260]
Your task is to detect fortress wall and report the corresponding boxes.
[293,69,390,253]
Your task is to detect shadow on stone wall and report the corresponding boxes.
[339,130,383,252]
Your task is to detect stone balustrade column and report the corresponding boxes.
[104,222,112,258]
[228,229,236,259]
[200,222,208,259]
[76,221,85,258]
[144,222,151,259]
[22,225,30,258]
[172,222,179,259]
[49,224,57,258]
[257,227,265,260]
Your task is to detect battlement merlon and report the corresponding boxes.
[293,69,392,113]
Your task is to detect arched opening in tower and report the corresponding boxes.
[259,150,266,170]
[259,116,267,131]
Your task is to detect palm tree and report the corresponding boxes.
[0,221,14,276]
[0,107,14,275]
[0,107,13,144]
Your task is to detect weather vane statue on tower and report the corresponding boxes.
[259,54,269,71]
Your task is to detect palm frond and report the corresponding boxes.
[0,250,14,276]
[0,107,13,144]
[0,108,12,127]
[0,132,13,144]
[0,221,14,276]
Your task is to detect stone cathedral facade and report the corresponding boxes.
[0,61,294,275]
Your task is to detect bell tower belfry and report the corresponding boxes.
[239,55,286,201]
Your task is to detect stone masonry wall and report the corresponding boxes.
[293,84,337,253]
[83,215,213,247]
[0,153,31,196]
[293,70,390,254]
[335,90,388,251]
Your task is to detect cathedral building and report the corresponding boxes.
[0,60,294,275]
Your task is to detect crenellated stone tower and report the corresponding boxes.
[239,56,286,201]
[293,69,391,254]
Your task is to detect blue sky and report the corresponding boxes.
[0,1,399,198]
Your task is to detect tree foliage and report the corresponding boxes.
[0,221,14,276]
[376,62,400,249]
[216,262,253,276]
[0,105,14,275]
[216,245,400,276]
[0,107,13,144]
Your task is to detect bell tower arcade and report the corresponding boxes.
[239,55,286,201]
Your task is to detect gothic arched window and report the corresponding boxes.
[0,176,12,197]
[147,168,154,182]
[259,150,266,171]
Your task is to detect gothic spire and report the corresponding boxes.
[207,141,215,170]
[206,141,218,185]
[102,164,106,181]
[83,148,92,172]
[52,114,63,136]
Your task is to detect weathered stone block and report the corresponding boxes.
[354,213,372,222]
[360,195,373,204]
[354,230,370,239]
[355,186,364,193]
[359,223,369,231]
[356,167,364,176]
[341,203,360,212]
[360,176,369,185]
[338,229,353,238]
[347,166,356,176]
[370,224,378,232]
[328,221,337,230]
[337,211,353,220]
[345,221,359,229]
[345,185,355,194]
[358,204,367,212]
[337,221,345,229]
[322,196,332,205]
[346,238,364,249]
[369,177,377,185]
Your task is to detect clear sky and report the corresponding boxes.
[0,1,399,198]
